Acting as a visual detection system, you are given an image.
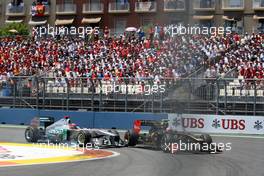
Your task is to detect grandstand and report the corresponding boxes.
[0,25,263,115]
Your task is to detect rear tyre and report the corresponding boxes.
[200,134,213,153]
[25,127,39,143]
[77,131,91,147]
[200,134,212,144]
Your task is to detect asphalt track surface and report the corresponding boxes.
[0,127,263,176]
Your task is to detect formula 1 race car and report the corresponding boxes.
[25,116,125,148]
[124,119,223,154]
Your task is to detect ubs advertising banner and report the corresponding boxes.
[168,114,264,135]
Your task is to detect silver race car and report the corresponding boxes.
[25,116,126,148]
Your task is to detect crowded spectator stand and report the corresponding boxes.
[0,25,263,97]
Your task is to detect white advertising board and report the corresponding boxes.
[168,114,264,135]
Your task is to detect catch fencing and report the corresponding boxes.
[0,76,263,115]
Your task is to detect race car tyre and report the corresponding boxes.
[25,127,39,143]
[199,134,213,153]
[200,134,212,144]
[77,131,91,147]
[216,145,224,153]
[160,134,171,153]
[207,143,224,154]
[126,130,139,146]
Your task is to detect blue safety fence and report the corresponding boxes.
[0,108,167,129]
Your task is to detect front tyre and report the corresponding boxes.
[200,134,213,153]
[125,130,139,146]
[160,134,171,153]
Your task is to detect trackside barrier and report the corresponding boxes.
[168,114,264,135]
[1,109,263,134]
[0,108,167,129]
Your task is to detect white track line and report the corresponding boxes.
[0,150,120,168]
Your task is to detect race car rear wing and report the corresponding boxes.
[39,117,54,128]
[133,119,168,134]
[138,120,161,126]
[30,116,54,128]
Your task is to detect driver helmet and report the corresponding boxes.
[166,126,173,133]
[161,119,169,129]
[64,116,70,119]
[64,116,71,124]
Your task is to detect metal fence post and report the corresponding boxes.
[13,78,17,108]
[160,91,163,113]
[91,80,94,111]
[19,77,22,107]
[143,94,146,113]
[254,80,256,116]
[216,78,219,115]
[188,79,191,114]
[99,81,102,112]
[81,78,84,109]
[152,92,154,113]
[125,81,128,112]
[224,79,227,114]
[66,81,69,111]
[42,78,46,110]
[36,76,39,110]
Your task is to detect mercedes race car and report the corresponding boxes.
[25,116,125,148]
[124,119,223,154]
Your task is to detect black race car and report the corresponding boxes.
[124,119,223,154]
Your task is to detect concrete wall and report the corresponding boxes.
[0,108,167,129]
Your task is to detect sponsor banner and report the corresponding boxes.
[168,114,264,135]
